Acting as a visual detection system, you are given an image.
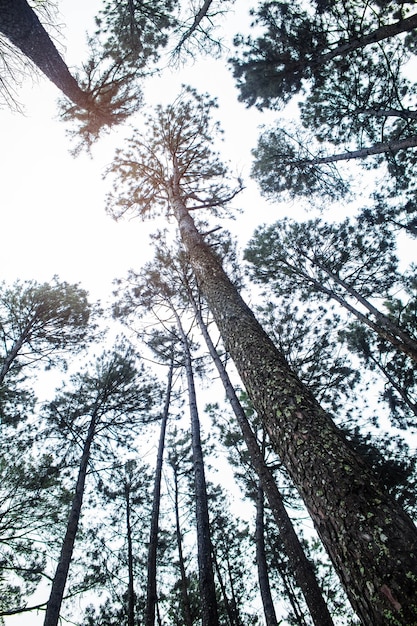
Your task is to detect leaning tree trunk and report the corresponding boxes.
[173,309,219,626]
[301,262,417,365]
[43,410,98,626]
[145,354,174,626]
[189,291,335,626]
[0,0,90,108]
[0,323,31,385]
[168,179,417,626]
[255,483,280,626]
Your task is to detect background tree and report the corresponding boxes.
[0,277,96,386]
[231,1,417,109]
[244,217,417,365]
[0,0,143,142]
[42,344,159,626]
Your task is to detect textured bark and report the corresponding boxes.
[169,183,417,626]
[174,310,219,626]
[0,0,90,108]
[145,357,173,626]
[43,410,98,626]
[189,292,335,626]
[255,483,280,626]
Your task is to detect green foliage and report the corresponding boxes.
[231,0,417,111]
[59,40,144,155]
[0,277,97,384]
[0,453,70,614]
[94,0,175,68]
[106,86,241,220]
[251,125,350,202]
[244,217,399,302]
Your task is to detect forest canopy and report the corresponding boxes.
[1,2,417,626]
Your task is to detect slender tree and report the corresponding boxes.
[0,278,95,386]
[106,89,417,625]
[255,482,279,626]
[43,346,158,626]
[173,310,219,626]
[168,434,195,626]
[145,342,175,626]
[244,217,417,365]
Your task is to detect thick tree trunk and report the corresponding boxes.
[169,184,417,626]
[173,310,219,626]
[43,411,97,626]
[145,356,174,626]
[255,483,280,626]
[0,0,90,108]
[189,292,335,626]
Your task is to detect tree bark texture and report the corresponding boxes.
[190,293,335,626]
[0,0,90,107]
[169,185,417,626]
[145,356,173,626]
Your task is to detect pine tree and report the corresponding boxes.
[105,88,417,625]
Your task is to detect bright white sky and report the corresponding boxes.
[0,0,297,309]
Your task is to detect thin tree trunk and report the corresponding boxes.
[0,325,30,385]
[43,410,98,626]
[126,483,135,626]
[288,135,417,167]
[168,178,417,626]
[314,257,417,363]
[189,291,335,626]
[0,0,91,108]
[366,350,417,417]
[212,546,236,626]
[172,464,194,626]
[279,253,417,365]
[250,12,417,77]
[145,354,174,626]
[255,483,279,626]
[173,309,219,626]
